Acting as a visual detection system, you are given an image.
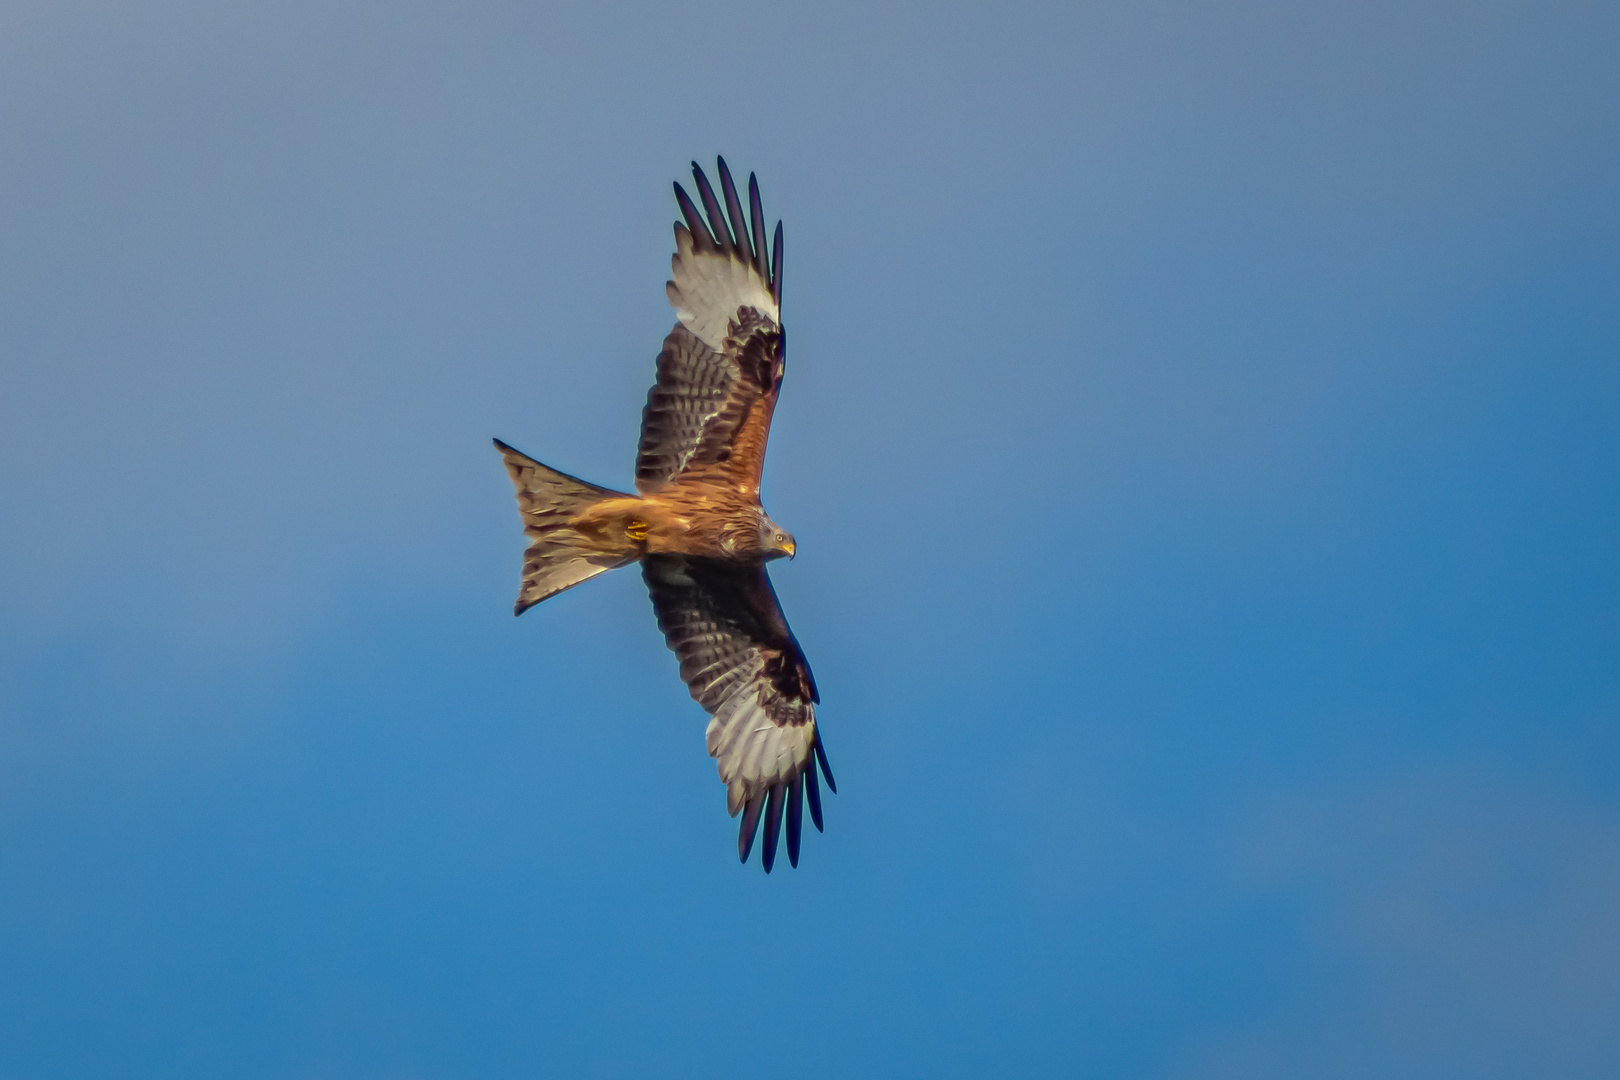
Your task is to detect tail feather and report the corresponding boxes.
[494,439,636,614]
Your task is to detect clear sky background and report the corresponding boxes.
[1,1,1617,1076]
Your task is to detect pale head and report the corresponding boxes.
[757,510,796,561]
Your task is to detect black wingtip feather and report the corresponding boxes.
[690,162,733,253]
[814,737,836,793]
[716,157,752,266]
[748,174,768,279]
[761,784,784,873]
[738,795,764,863]
[771,221,784,300]
[805,761,824,832]
[673,183,714,251]
[786,775,803,868]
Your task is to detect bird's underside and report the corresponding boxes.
[494,158,834,873]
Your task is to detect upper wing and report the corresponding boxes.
[635,158,786,496]
[642,554,835,873]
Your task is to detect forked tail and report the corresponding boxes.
[494,439,637,614]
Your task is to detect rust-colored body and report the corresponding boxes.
[569,483,771,561]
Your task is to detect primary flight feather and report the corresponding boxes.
[494,158,833,873]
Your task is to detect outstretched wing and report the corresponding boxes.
[635,158,786,496]
[642,555,835,873]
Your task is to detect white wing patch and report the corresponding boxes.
[705,684,817,815]
[666,226,779,352]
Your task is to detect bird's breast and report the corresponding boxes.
[639,490,756,560]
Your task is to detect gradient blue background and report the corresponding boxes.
[2,1,1617,1076]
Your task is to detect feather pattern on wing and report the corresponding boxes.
[666,160,779,350]
[642,554,829,868]
[634,324,732,491]
[637,160,786,495]
[635,311,784,494]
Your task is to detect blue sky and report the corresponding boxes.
[1,1,1617,1076]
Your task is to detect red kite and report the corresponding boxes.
[495,159,833,872]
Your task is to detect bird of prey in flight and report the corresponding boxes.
[495,158,833,873]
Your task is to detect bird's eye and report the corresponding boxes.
[775,532,785,542]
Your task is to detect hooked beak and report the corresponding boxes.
[782,538,796,559]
